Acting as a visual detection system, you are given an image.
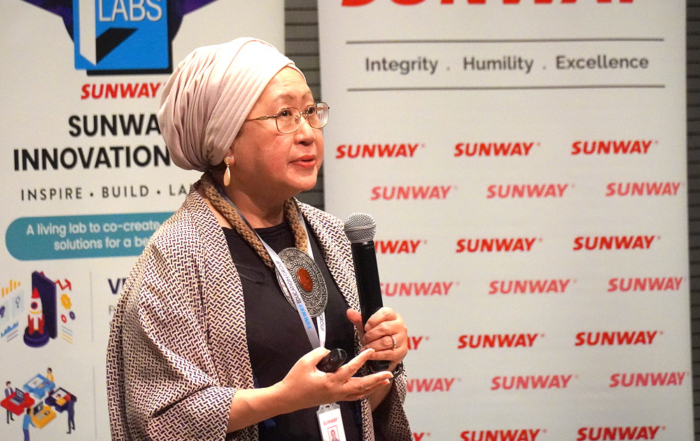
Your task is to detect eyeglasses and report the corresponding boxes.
[245,102,330,134]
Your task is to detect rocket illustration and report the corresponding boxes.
[28,287,45,335]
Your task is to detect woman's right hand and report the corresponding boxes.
[277,347,393,411]
[227,348,393,432]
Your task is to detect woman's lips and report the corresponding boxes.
[291,155,316,168]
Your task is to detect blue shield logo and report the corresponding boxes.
[23,0,218,76]
[73,0,169,73]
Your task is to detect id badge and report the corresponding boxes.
[317,403,346,441]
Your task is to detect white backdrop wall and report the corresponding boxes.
[0,2,284,439]
[319,1,692,440]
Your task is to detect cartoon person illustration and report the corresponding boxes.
[22,407,34,441]
[4,381,14,423]
[46,368,55,394]
[65,393,76,434]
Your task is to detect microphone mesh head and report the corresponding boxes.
[344,213,376,243]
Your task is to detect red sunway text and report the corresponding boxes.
[571,140,652,155]
[375,240,422,254]
[577,426,661,441]
[336,143,420,158]
[407,377,456,392]
[407,336,427,350]
[81,82,162,100]
[491,374,573,390]
[372,185,453,200]
[382,281,455,296]
[572,235,655,251]
[609,372,686,388]
[461,429,542,441]
[487,183,569,198]
[607,277,683,292]
[574,330,658,346]
[457,333,540,349]
[454,142,535,157]
[457,237,537,253]
[606,182,681,196]
[489,279,571,294]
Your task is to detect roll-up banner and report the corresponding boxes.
[320,1,690,440]
[0,2,283,439]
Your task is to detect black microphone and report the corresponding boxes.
[344,213,390,373]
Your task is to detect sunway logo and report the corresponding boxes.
[336,143,421,158]
[382,281,455,296]
[407,377,457,392]
[489,279,571,295]
[81,82,163,100]
[407,336,428,350]
[571,140,653,155]
[375,240,423,254]
[573,236,656,251]
[344,0,633,6]
[606,182,682,197]
[457,333,541,349]
[371,185,454,200]
[25,0,218,75]
[461,430,543,441]
[457,238,538,253]
[491,374,574,390]
[414,434,430,441]
[577,426,662,441]
[610,372,687,388]
[575,331,659,346]
[608,277,683,292]
[487,184,569,199]
[454,142,536,157]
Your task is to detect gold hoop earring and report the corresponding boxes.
[223,156,231,187]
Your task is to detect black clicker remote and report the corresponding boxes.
[316,348,347,373]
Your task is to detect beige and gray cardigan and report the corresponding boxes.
[106,182,412,440]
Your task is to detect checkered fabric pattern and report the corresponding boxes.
[106,183,412,440]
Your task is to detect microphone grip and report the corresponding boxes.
[351,241,390,373]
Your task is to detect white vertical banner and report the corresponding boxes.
[0,1,284,439]
[319,1,690,440]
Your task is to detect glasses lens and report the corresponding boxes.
[308,103,329,129]
[276,108,300,134]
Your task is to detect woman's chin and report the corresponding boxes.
[290,175,318,195]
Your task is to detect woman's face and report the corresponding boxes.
[230,67,324,204]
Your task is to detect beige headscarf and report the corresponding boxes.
[158,37,303,171]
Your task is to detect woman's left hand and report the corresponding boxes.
[347,307,408,371]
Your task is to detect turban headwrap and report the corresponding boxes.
[158,37,303,171]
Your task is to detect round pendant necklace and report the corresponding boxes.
[275,247,328,318]
[200,175,328,318]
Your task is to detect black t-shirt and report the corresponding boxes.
[223,222,362,441]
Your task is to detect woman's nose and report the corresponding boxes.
[295,115,316,144]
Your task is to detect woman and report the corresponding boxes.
[107,38,411,440]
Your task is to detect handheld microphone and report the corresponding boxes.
[344,213,390,373]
